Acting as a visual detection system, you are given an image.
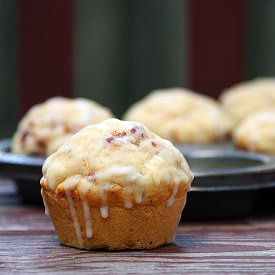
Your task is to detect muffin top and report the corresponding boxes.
[123,88,231,144]
[12,97,114,156]
[220,77,275,126]
[41,119,193,210]
[233,111,275,154]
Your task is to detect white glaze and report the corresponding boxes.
[166,174,181,207]
[40,187,49,216]
[124,200,133,209]
[82,200,93,238]
[153,173,161,186]
[124,185,134,208]
[99,183,110,219]
[135,188,144,204]
[145,156,164,186]
[87,173,96,181]
[180,158,189,173]
[141,139,157,154]
[100,206,109,219]
[96,166,141,183]
[59,144,73,154]
[180,173,189,185]
[63,177,84,248]
[44,161,60,191]
[164,170,171,185]
[152,155,164,162]
[79,182,93,239]
[42,154,52,175]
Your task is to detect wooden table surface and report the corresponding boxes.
[1,179,275,274]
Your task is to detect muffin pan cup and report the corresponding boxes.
[178,145,275,218]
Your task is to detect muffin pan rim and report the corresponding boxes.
[0,139,275,191]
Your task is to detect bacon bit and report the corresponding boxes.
[64,126,78,134]
[131,127,146,139]
[59,190,66,199]
[130,127,137,133]
[112,131,126,137]
[106,136,114,143]
[151,141,157,147]
[37,140,46,150]
[64,125,71,133]
[118,131,126,137]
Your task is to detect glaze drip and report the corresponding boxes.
[79,182,93,239]
[99,183,110,219]
[63,178,84,248]
[124,200,133,209]
[100,206,109,219]
[82,199,93,238]
[40,187,49,216]
[166,174,181,207]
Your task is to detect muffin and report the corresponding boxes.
[11,97,114,156]
[220,77,275,127]
[233,111,275,154]
[123,88,231,144]
[40,118,193,250]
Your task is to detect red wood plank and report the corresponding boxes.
[188,0,245,97]
[19,0,73,115]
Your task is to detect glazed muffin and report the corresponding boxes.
[233,111,275,154]
[123,88,231,144]
[40,118,193,250]
[220,77,275,127]
[12,97,114,156]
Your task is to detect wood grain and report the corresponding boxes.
[0,180,275,274]
[0,205,275,274]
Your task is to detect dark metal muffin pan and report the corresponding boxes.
[0,139,275,217]
[177,144,275,218]
[0,140,44,204]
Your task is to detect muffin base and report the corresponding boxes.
[42,188,187,250]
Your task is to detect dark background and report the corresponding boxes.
[0,0,275,138]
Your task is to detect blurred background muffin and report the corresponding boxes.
[233,111,275,154]
[220,78,275,128]
[11,97,114,156]
[1,1,275,141]
[124,88,232,144]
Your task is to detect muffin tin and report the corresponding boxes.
[0,139,43,204]
[177,144,275,218]
[0,139,275,217]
